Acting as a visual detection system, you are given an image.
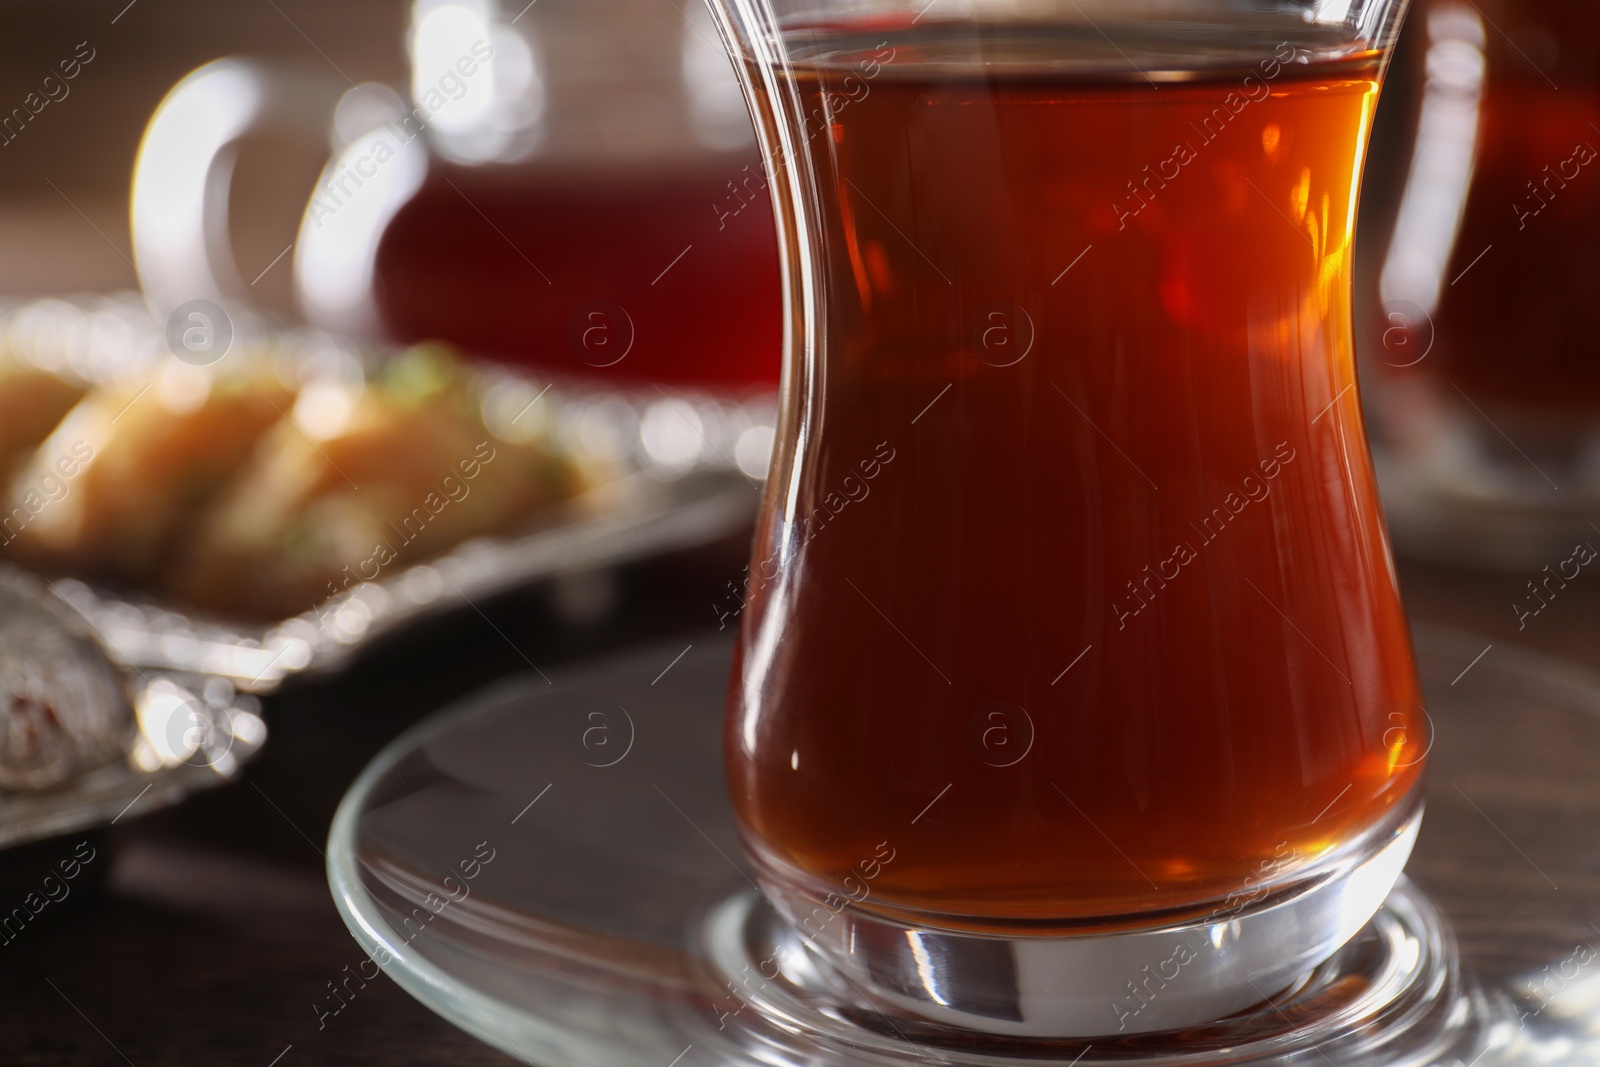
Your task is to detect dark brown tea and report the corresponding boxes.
[727,37,1427,929]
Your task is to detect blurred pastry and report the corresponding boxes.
[170,346,589,619]
[5,356,294,584]
[0,360,87,478]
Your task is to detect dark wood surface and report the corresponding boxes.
[0,533,1595,1067]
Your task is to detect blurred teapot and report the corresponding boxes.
[131,0,781,390]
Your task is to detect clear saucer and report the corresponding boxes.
[327,625,1600,1065]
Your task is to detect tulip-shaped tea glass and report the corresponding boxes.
[706,0,1430,1041]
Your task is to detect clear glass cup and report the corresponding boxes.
[705,0,1426,1038]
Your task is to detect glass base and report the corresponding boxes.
[327,624,1600,1066]
[745,797,1422,1037]
[705,874,1497,1064]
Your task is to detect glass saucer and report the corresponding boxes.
[327,625,1600,1065]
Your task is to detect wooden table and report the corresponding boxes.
[1,537,1594,1066]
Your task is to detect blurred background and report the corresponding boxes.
[2,0,407,294]
[1355,0,1600,572]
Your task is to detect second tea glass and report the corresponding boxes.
[1356,0,1600,570]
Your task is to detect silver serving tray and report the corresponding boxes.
[0,566,267,851]
[4,293,769,693]
[0,295,768,849]
[0,679,267,851]
[49,469,758,692]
